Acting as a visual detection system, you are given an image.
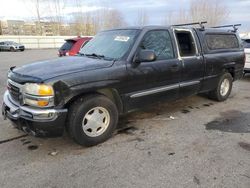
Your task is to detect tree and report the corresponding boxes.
[189,0,229,26]
[135,9,149,26]
[101,9,127,30]
[163,0,229,27]
[47,0,65,35]
[71,0,101,35]
[0,21,2,35]
[23,0,48,35]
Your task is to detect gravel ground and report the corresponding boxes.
[0,50,250,188]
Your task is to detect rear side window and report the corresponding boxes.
[140,30,174,60]
[206,34,239,50]
[60,40,75,50]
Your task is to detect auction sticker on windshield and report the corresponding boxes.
[114,36,130,42]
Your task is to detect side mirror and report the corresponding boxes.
[134,50,156,63]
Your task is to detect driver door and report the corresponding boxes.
[124,29,181,111]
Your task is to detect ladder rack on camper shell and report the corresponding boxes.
[173,22,242,32]
[173,21,207,30]
[211,24,242,32]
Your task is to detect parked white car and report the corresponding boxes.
[242,39,250,73]
[0,41,25,52]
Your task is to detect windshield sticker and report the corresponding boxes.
[114,36,130,42]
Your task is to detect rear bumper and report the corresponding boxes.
[2,91,67,137]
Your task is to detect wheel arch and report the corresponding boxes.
[222,62,236,80]
[64,88,124,114]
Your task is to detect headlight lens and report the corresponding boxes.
[23,83,54,107]
[24,83,54,96]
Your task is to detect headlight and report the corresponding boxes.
[23,83,54,107]
[24,83,54,96]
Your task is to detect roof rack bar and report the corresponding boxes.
[211,24,241,31]
[173,21,207,27]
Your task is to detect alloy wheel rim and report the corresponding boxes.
[82,107,110,137]
[220,78,230,96]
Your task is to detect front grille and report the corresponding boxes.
[7,80,22,102]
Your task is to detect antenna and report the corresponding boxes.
[173,21,207,29]
[211,24,241,32]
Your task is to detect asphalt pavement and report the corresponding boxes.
[0,50,250,188]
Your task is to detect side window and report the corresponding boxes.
[0,42,3,45]
[140,30,174,60]
[206,34,239,50]
[175,30,197,57]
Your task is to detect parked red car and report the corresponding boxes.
[58,36,92,57]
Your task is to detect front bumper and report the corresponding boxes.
[244,62,250,73]
[2,91,67,137]
[16,46,25,50]
[244,68,250,73]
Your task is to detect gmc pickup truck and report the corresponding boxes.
[2,23,245,146]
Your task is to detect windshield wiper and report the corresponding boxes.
[79,52,115,61]
[85,53,105,59]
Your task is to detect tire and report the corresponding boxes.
[67,94,118,146]
[208,73,233,101]
[21,49,24,52]
[10,47,15,52]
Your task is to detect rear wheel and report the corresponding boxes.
[208,73,233,101]
[67,94,118,146]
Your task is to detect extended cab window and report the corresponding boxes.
[206,34,239,50]
[175,30,197,57]
[140,30,174,60]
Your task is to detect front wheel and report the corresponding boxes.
[208,73,233,101]
[67,94,118,146]
[10,47,15,52]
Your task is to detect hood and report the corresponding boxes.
[9,56,114,83]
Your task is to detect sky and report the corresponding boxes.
[0,0,249,32]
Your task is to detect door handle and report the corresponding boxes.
[170,63,179,72]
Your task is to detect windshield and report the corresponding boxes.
[80,29,140,60]
[7,41,18,45]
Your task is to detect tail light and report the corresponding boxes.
[68,51,75,56]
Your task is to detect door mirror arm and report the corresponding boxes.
[132,50,156,67]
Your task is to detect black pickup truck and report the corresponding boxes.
[2,24,245,146]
